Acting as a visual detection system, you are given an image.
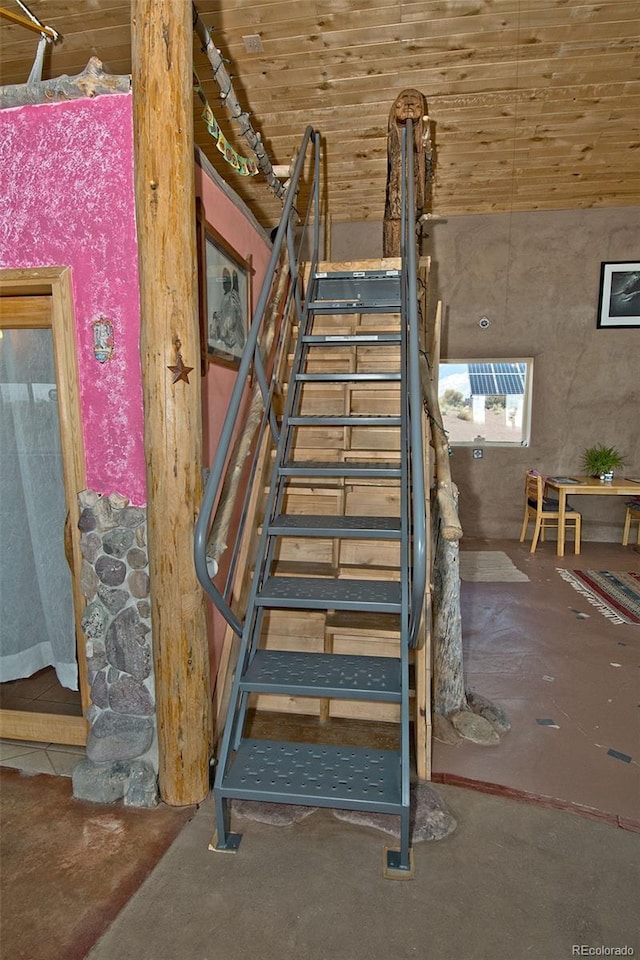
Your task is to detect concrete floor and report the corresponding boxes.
[85,786,639,960]
[433,538,640,825]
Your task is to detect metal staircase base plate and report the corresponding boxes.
[384,846,415,880]
[209,831,242,854]
[219,739,403,813]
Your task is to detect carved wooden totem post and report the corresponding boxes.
[383,88,430,258]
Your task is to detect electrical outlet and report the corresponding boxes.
[473,448,483,459]
[242,34,264,53]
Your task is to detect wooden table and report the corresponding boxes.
[544,476,640,556]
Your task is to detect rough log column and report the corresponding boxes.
[131,0,211,804]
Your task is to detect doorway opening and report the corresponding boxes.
[0,268,88,746]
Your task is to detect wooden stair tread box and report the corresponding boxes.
[325,610,401,639]
[273,560,337,577]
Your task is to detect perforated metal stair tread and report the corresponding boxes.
[295,372,401,382]
[287,415,401,426]
[220,739,403,812]
[309,271,401,313]
[279,461,401,478]
[301,333,401,345]
[308,302,401,314]
[314,269,400,280]
[268,514,401,538]
[314,269,400,278]
[240,650,402,700]
[256,576,402,611]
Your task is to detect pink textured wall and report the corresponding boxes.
[0,95,146,505]
[0,97,272,683]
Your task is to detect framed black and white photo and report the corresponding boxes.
[197,201,251,370]
[597,261,640,329]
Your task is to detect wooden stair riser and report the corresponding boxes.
[253,288,407,727]
[252,294,407,726]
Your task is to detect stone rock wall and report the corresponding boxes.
[72,490,158,807]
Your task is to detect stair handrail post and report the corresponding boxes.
[284,130,322,326]
[312,131,321,275]
[194,125,318,635]
[402,120,427,649]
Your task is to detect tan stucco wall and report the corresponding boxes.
[332,207,639,541]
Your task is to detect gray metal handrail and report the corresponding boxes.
[194,126,320,635]
[195,121,425,649]
[401,120,428,649]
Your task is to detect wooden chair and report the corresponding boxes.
[519,470,581,554]
[622,502,640,546]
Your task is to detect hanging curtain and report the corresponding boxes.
[0,327,78,690]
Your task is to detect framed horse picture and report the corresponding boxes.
[197,200,251,371]
[597,261,640,329]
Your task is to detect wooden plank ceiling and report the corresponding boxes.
[1,0,639,229]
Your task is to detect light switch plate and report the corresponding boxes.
[242,34,264,53]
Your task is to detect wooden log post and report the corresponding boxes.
[419,301,462,542]
[422,295,504,744]
[131,0,211,805]
[431,509,466,717]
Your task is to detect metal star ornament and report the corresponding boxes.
[168,352,194,384]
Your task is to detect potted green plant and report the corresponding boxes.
[581,444,625,481]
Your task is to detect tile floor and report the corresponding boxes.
[0,665,82,716]
[0,667,85,777]
[1,537,638,825]
[0,737,85,776]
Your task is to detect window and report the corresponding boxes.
[437,358,534,447]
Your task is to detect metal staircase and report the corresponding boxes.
[195,125,426,877]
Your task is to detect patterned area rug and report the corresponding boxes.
[459,551,530,582]
[557,569,640,625]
